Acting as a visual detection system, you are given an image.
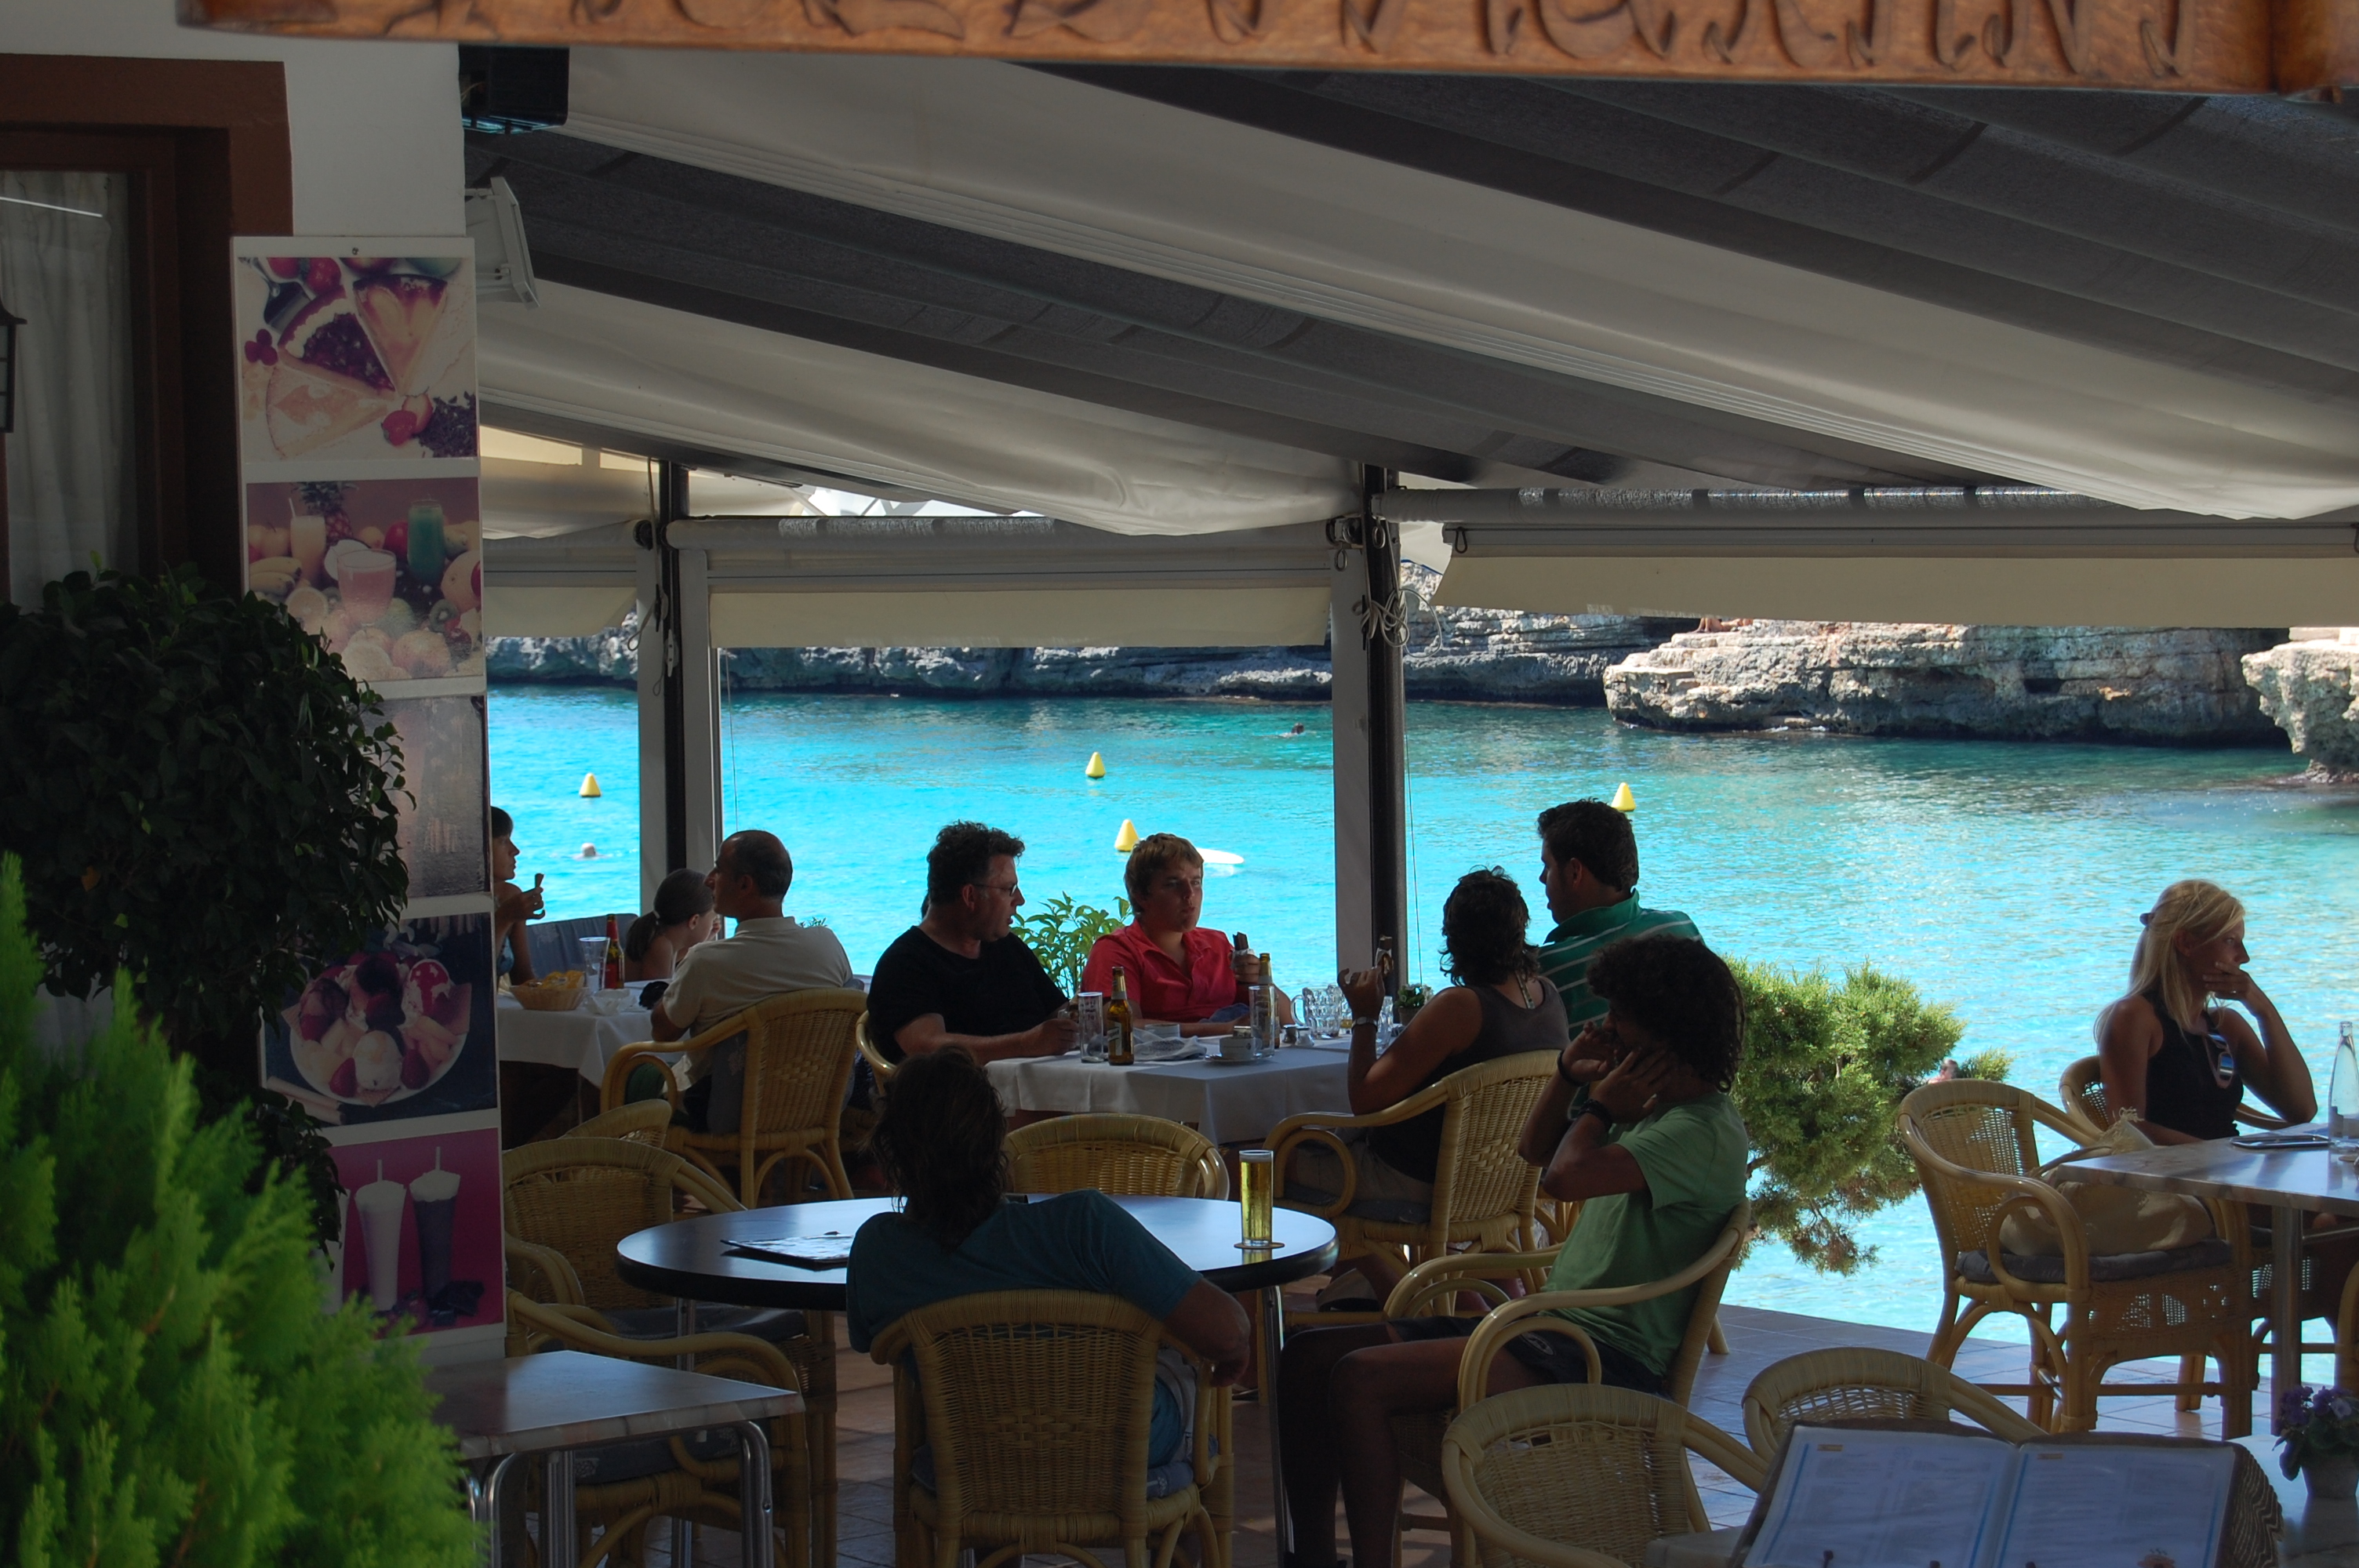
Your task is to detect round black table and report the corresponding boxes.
[616,1193,1337,1309]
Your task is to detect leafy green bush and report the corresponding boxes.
[1012,894,1132,994]
[0,856,476,1566]
[0,567,408,1083]
[1731,960,2005,1275]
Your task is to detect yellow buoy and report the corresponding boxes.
[1085,750,1107,779]
[1610,782,1637,813]
[580,772,602,798]
[1114,818,1140,853]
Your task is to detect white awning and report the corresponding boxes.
[558,49,2359,522]
[478,281,1358,539]
[481,521,642,637]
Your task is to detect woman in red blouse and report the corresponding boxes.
[1081,833,1292,1036]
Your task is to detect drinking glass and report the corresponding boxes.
[1074,993,1107,1062]
[2333,1022,2359,1161]
[578,936,609,987]
[1237,1149,1274,1248]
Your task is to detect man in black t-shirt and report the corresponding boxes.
[867,822,1075,1064]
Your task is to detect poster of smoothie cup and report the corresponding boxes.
[332,1126,502,1333]
[244,477,485,681]
[261,912,498,1125]
[233,246,477,465]
[388,695,489,899]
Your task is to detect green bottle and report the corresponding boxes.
[406,499,447,584]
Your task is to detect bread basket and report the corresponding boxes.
[512,978,587,1012]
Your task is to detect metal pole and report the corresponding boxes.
[656,461,692,873]
[1360,466,1408,993]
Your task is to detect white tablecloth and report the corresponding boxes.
[987,1046,1352,1146]
[495,995,656,1083]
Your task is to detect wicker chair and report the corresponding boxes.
[601,989,866,1207]
[1739,1346,2044,1461]
[1007,1113,1230,1200]
[1380,1200,1751,1566]
[871,1289,1227,1568]
[1440,1385,1765,1568]
[1896,1078,2253,1435]
[506,1293,812,1568]
[565,1099,676,1146]
[1270,1051,1557,1326]
[503,1138,843,1568]
[857,1011,900,1091]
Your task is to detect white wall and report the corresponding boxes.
[1,0,463,236]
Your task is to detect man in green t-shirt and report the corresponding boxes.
[1533,798,1699,1036]
[1275,934,1748,1568]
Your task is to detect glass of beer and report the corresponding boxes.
[1238,1149,1275,1248]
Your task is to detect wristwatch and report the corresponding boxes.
[1578,1097,1616,1128]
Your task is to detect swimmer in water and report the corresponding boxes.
[1285,722,1307,737]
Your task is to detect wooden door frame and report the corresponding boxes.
[0,56,292,595]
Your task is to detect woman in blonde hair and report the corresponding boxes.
[2095,879,2315,1143]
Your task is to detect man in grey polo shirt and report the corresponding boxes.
[1532,800,1698,1036]
[651,829,853,1131]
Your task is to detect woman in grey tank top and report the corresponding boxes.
[1290,870,1567,1305]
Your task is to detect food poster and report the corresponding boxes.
[263,912,498,1126]
[388,696,490,900]
[329,1124,503,1336]
[234,248,478,465]
[244,477,487,682]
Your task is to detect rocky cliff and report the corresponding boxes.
[488,570,1697,705]
[1603,622,2288,746]
[2241,636,2359,771]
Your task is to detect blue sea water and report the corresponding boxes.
[489,684,2359,1341]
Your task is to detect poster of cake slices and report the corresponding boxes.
[232,240,478,467]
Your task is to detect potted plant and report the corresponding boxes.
[0,564,408,1233]
[2279,1385,2359,1497]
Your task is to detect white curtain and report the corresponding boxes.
[2,171,134,607]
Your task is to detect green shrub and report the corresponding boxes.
[1731,960,2002,1275]
[0,856,476,1567]
[1012,894,1132,995]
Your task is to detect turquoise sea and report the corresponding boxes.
[489,684,2359,1343]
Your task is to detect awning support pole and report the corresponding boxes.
[638,462,723,898]
[1329,466,1407,986]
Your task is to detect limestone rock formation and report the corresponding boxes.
[2241,636,2359,771]
[1604,622,2287,745]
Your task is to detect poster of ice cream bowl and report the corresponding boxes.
[264,913,497,1123]
[245,477,485,683]
[235,250,476,464]
[333,1127,502,1332]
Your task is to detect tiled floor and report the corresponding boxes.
[631,1291,2359,1566]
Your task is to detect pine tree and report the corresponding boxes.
[0,857,479,1566]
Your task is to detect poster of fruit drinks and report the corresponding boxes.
[235,238,502,1356]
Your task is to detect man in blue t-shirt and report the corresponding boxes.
[848,1047,1249,1464]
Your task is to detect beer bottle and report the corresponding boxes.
[1251,953,1277,1052]
[1107,967,1136,1065]
[602,915,623,991]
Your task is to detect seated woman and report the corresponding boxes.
[1080,833,1289,1037]
[2096,879,2315,1143]
[845,1047,1250,1467]
[623,866,718,982]
[1278,934,1749,1568]
[1286,869,1568,1303]
[490,807,543,983]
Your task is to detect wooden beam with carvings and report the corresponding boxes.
[180,0,2357,94]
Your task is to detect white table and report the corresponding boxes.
[986,1044,1352,1145]
[495,994,656,1085]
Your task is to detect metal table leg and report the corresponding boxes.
[735,1419,777,1568]
[472,1452,524,1568]
[2275,1202,2303,1433]
[1261,1284,1291,1558]
[543,1450,579,1568]
[675,1299,697,1567]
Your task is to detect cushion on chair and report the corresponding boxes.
[1281,1181,1430,1226]
[602,1303,810,1343]
[1956,1237,2234,1285]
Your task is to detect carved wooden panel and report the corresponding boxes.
[180,0,2347,93]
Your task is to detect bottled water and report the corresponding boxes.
[2332,1022,2359,1161]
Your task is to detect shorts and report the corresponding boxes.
[1284,1133,1436,1214]
[1391,1313,1666,1395]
